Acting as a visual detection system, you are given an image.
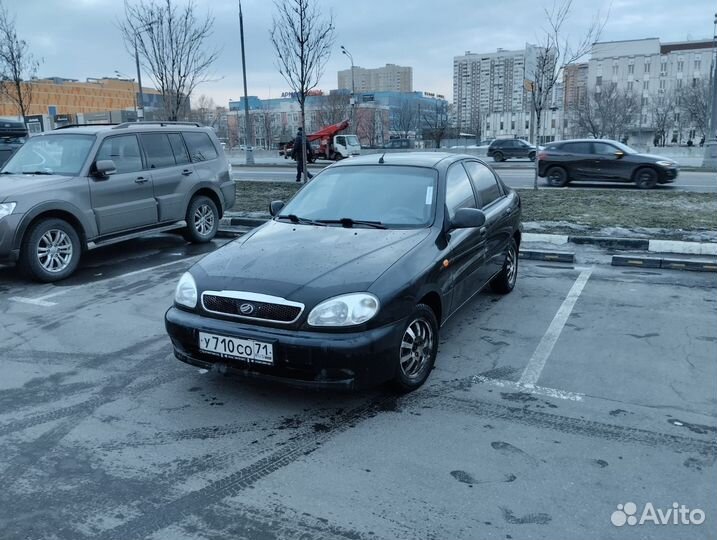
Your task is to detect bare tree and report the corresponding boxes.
[392,98,417,139]
[189,94,216,126]
[259,103,275,149]
[526,0,607,188]
[571,85,639,140]
[0,1,40,120]
[650,90,678,147]
[680,78,710,139]
[421,102,450,149]
[270,0,335,182]
[355,105,387,147]
[120,0,220,121]
[316,92,350,127]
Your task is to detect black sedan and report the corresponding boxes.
[165,153,522,392]
[537,139,679,188]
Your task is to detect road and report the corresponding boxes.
[0,233,715,540]
[233,166,717,192]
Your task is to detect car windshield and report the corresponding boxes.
[610,140,637,154]
[279,165,438,228]
[1,134,95,176]
[345,135,359,146]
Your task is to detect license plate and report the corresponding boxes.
[199,332,274,365]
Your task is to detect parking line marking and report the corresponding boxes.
[518,266,593,388]
[10,257,197,308]
[472,376,584,401]
[8,296,58,307]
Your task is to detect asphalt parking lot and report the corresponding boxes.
[1,233,715,540]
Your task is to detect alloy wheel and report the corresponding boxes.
[400,318,435,379]
[194,204,215,236]
[37,229,73,273]
[506,245,517,285]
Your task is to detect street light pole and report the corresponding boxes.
[341,46,356,129]
[239,0,255,165]
[132,21,155,122]
[702,11,717,169]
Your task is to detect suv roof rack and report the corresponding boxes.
[112,121,202,129]
[54,123,119,130]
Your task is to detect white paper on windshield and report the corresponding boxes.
[425,186,434,205]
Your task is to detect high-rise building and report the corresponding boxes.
[338,64,413,94]
[563,63,588,110]
[452,47,562,143]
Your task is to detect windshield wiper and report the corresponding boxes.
[20,170,54,175]
[276,214,326,226]
[317,218,387,229]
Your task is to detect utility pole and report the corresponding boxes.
[702,11,717,169]
[132,21,155,121]
[341,46,356,129]
[239,0,255,165]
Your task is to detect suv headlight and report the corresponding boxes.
[307,293,380,327]
[175,272,198,308]
[656,160,674,167]
[0,202,16,220]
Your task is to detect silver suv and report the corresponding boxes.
[0,122,235,282]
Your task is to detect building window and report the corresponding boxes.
[628,64,634,74]
[677,60,683,72]
[511,120,515,130]
[695,59,701,71]
[659,79,665,90]
[692,78,698,87]
[627,81,634,91]
[486,122,490,130]
[643,80,649,90]
[677,79,683,88]
[551,118,556,129]
[596,75,602,86]
[525,120,529,130]
[675,112,680,122]
[641,97,648,106]
[500,121,504,130]
[642,114,647,124]
[660,60,667,74]
[612,65,618,75]
[644,62,650,73]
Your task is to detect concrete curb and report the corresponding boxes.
[520,250,575,263]
[523,232,716,256]
[612,255,717,272]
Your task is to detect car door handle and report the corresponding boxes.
[479,227,487,236]
[505,207,512,215]
[134,176,149,184]
[181,169,193,176]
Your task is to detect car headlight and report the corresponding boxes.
[174,272,198,309]
[307,293,380,327]
[656,160,674,168]
[0,202,16,220]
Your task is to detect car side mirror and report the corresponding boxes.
[450,207,486,230]
[614,151,625,159]
[93,159,116,178]
[269,200,285,217]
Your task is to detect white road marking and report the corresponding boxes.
[518,266,593,387]
[472,376,584,401]
[10,257,197,308]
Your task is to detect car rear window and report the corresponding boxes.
[182,132,218,162]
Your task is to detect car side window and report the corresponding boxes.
[464,161,503,207]
[593,142,617,155]
[96,135,142,174]
[336,136,346,146]
[167,133,190,165]
[563,142,592,154]
[182,132,218,162]
[140,133,176,169]
[445,163,477,220]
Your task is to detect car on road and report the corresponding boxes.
[487,138,537,162]
[165,152,522,392]
[537,139,679,188]
[0,121,234,282]
[0,119,28,167]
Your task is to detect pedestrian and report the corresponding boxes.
[292,128,313,182]
[699,136,705,147]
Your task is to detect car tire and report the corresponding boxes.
[490,239,518,294]
[634,167,658,189]
[183,195,219,243]
[528,151,536,161]
[493,151,504,162]
[546,166,569,187]
[391,303,439,393]
[19,218,81,282]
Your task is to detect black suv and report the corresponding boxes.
[537,139,678,189]
[487,139,536,162]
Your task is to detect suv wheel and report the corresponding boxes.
[493,151,504,162]
[634,167,658,189]
[20,218,81,282]
[184,196,219,243]
[546,166,569,187]
[528,151,536,161]
[391,304,439,393]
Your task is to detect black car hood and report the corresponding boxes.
[193,220,431,302]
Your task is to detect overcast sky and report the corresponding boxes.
[11,0,717,107]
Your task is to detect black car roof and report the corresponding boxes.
[550,138,620,145]
[331,152,465,169]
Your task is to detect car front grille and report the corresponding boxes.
[202,293,303,323]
